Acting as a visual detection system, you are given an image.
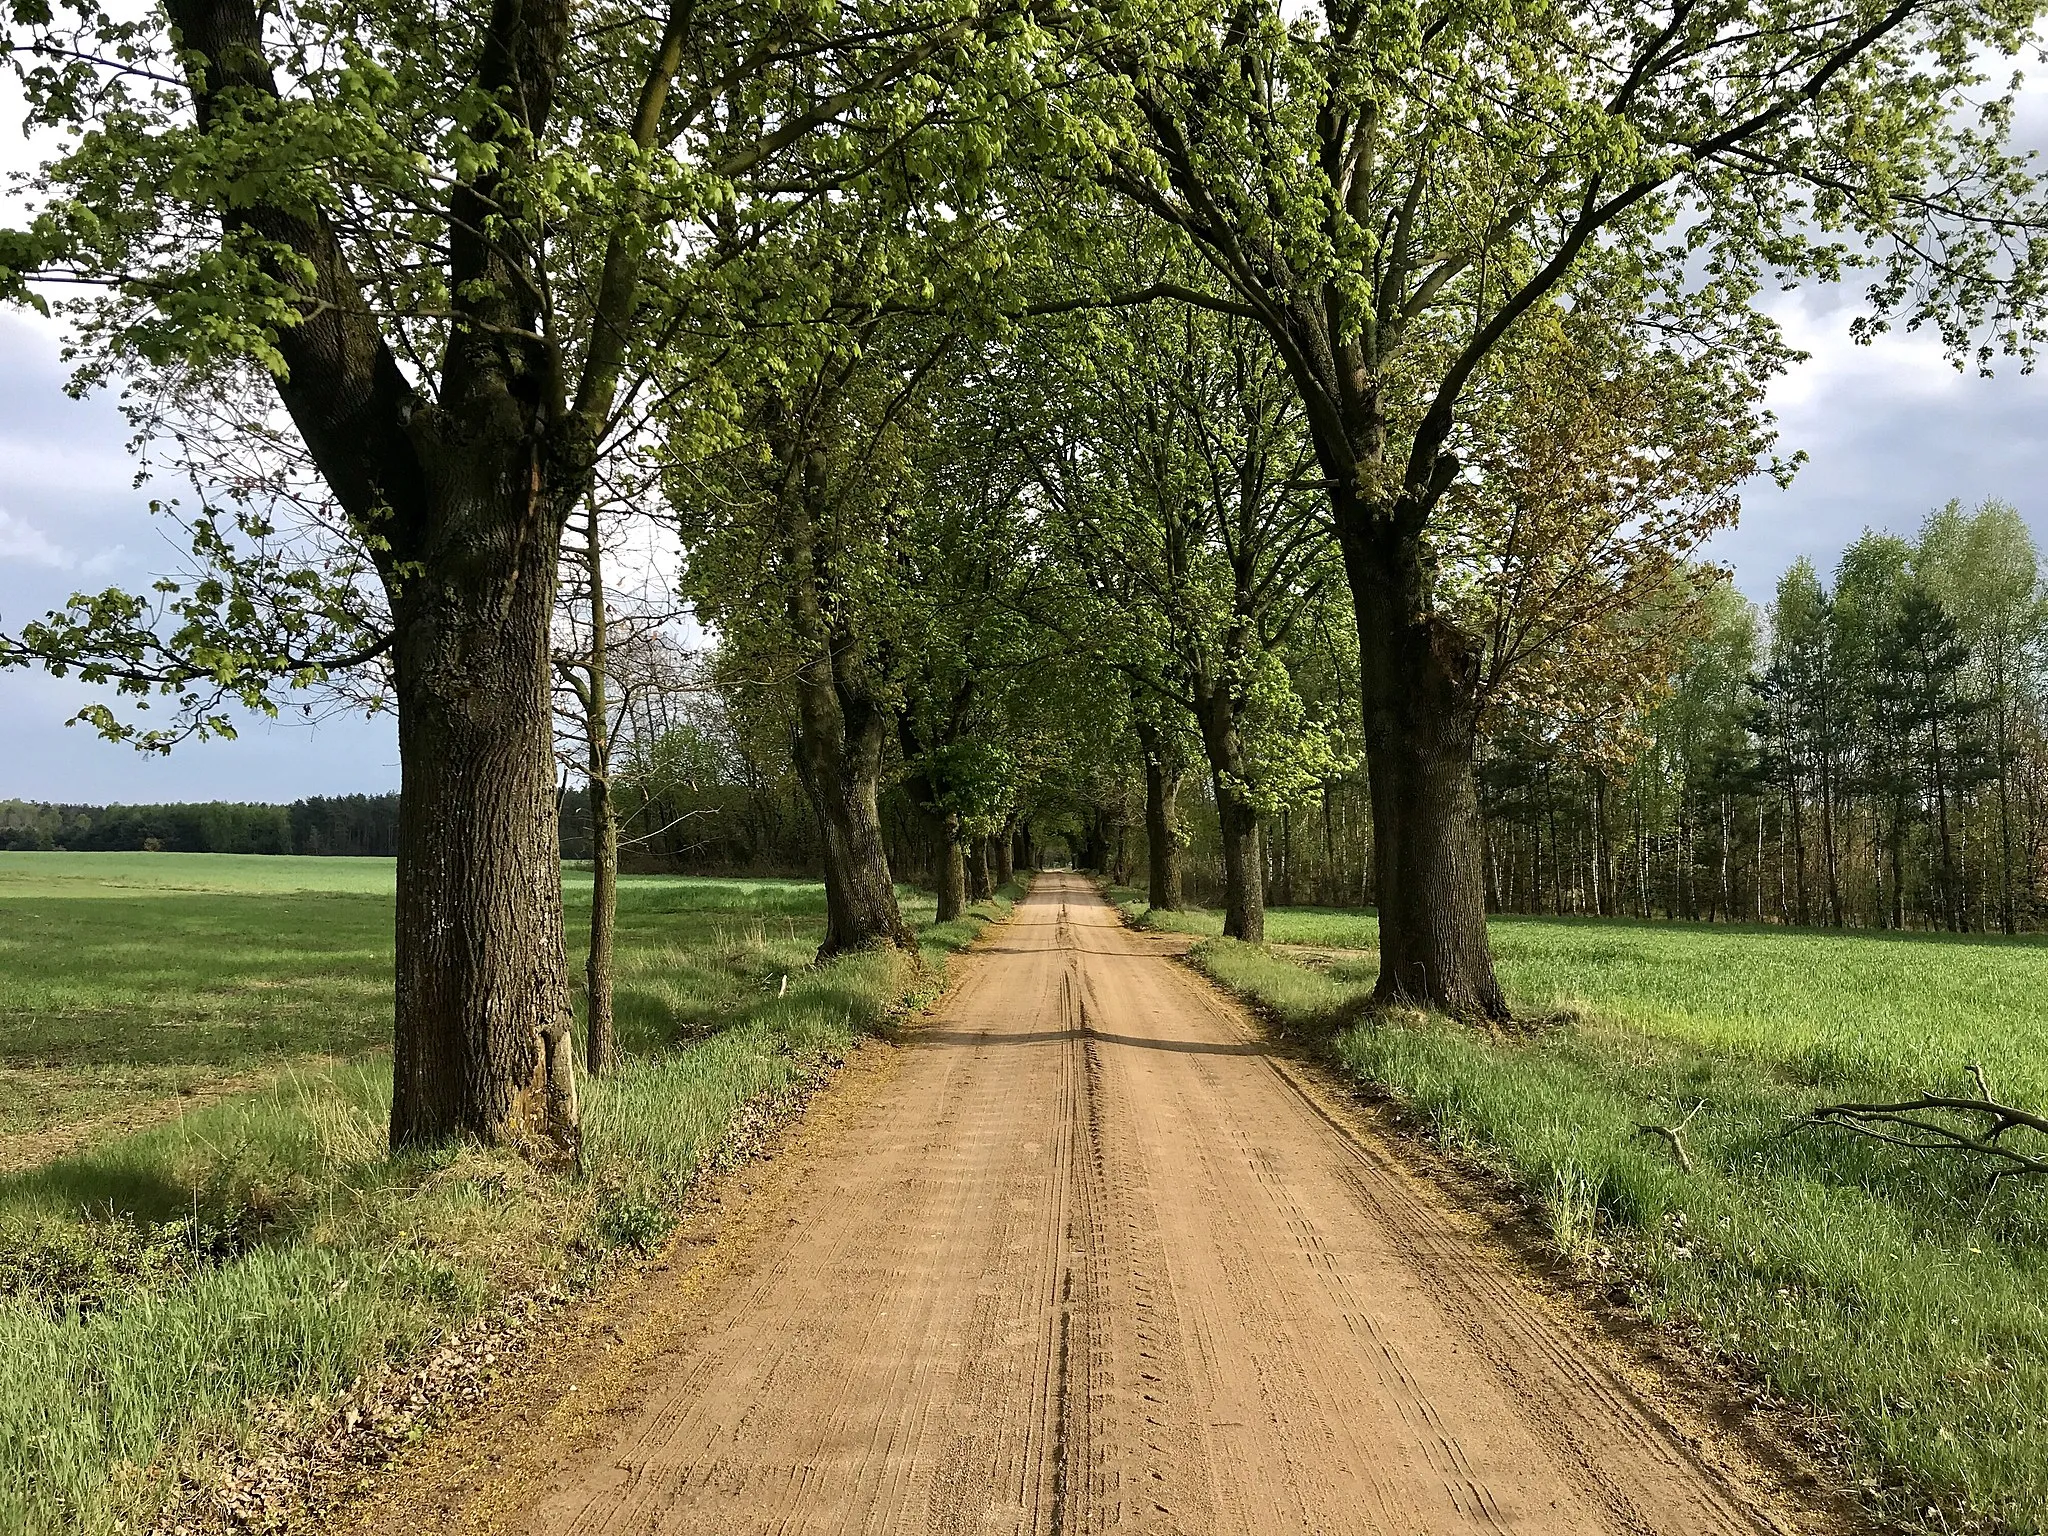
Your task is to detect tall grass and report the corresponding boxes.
[1143,901,2048,1534]
[0,855,1023,1535]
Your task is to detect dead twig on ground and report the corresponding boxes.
[1635,1101,1704,1174]
[1796,1063,2048,1191]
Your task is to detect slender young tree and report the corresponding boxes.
[567,505,620,1076]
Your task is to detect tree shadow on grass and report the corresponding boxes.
[611,987,738,1054]
[0,1157,195,1226]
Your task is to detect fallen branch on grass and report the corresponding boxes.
[1635,1102,1704,1174]
[1797,1064,2048,1189]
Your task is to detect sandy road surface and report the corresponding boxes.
[522,874,1781,1536]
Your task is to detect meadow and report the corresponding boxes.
[0,852,1017,1535]
[1112,892,2048,1534]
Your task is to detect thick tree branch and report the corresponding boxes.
[164,0,427,560]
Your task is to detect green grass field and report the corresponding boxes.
[1113,893,2048,1534]
[0,854,397,1146]
[0,853,1017,1536]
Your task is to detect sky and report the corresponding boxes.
[4,68,2048,805]
[0,309,406,803]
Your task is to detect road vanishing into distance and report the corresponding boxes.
[512,874,1783,1535]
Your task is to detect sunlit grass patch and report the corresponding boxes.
[0,857,396,1144]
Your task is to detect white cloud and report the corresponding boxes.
[0,507,74,568]
[1763,292,1974,416]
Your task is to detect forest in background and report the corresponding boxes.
[0,795,400,856]
[1483,498,2048,933]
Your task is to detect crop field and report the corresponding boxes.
[0,852,1014,1535]
[1114,894,2048,1533]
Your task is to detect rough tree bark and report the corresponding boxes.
[792,690,912,957]
[776,429,913,959]
[936,811,968,922]
[970,838,995,902]
[1194,681,1265,943]
[1078,812,1111,875]
[170,0,598,1153]
[1136,719,1186,911]
[390,505,581,1151]
[994,819,1016,886]
[1143,756,1186,910]
[1338,504,1504,1017]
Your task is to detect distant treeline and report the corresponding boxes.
[0,794,402,856]
[1479,500,2048,933]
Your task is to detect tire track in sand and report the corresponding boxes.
[512,874,1791,1536]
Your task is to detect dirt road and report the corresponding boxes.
[522,874,1783,1535]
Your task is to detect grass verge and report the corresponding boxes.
[0,855,1024,1535]
[1115,893,2048,1536]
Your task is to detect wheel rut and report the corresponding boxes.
[506,875,1800,1536]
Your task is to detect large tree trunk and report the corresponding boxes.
[1193,682,1264,943]
[389,491,580,1156]
[779,431,910,959]
[1078,812,1111,874]
[936,811,968,922]
[1339,511,1506,1020]
[1142,754,1186,910]
[165,0,691,1156]
[970,838,995,902]
[793,694,911,957]
[994,818,1016,887]
[1216,791,1265,942]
